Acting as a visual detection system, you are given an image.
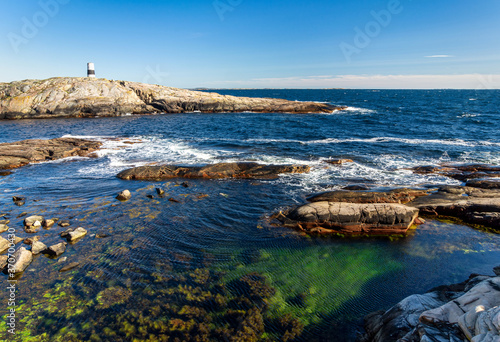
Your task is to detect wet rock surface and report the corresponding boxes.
[6,247,33,274]
[409,185,500,231]
[0,77,342,120]
[360,267,500,342]
[0,137,102,170]
[411,164,500,181]
[276,202,419,236]
[117,162,311,180]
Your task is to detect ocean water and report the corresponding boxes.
[0,89,499,341]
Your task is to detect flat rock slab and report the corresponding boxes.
[411,164,500,181]
[0,138,102,170]
[409,186,500,231]
[307,189,429,204]
[277,202,419,236]
[117,162,311,180]
[0,77,343,120]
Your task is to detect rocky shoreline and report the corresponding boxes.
[0,78,343,119]
[1,137,499,341]
[359,266,500,342]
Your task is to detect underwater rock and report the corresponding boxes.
[307,189,429,204]
[8,247,33,273]
[276,202,419,236]
[96,286,133,309]
[45,242,67,256]
[58,220,71,227]
[59,262,80,272]
[23,236,39,245]
[117,162,311,180]
[116,189,132,201]
[61,227,87,242]
[360,270,500,342]
[0,137,102,170]
[31,240,48,255]
[409,186,500,231]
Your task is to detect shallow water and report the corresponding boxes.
[0,89,499,341]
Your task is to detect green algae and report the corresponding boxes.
[216,244,402,326]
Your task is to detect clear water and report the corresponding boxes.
[0,89,499,341]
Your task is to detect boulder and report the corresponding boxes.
[276,202,419,236]
[45,242,67,257]
[0,77,343,121]
[61,227,87,242]
[42,219,56,228]
[0,255,7,269]
[6,247,33,274]
[0,224,8,233]
[116,190,132,201]
[117,162,311,181]
[360,270,500,342]
[31,241,48,255]
[0,138,102,170]
[58,220,71,227]
[0,236,10,252]
[24,215,44,227]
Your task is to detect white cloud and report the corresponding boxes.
[425,55,455,58]
[207,74,500,89]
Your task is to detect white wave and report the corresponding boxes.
[339,106,377,114]
[303,137,500,147]
[469,98,477,101]
[458,113,480,118]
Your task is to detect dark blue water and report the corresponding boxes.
[0,90,499,341]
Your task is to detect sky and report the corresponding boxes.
[0,0,499,89]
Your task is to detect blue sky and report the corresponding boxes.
[1,0,499,88]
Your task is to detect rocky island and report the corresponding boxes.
[0,77,343,119]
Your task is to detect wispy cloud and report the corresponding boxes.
[205,74,500,89]
[425,55,455,58]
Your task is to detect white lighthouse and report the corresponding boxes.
[87,63,95,78]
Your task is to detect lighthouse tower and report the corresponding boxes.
[87,63,95,78]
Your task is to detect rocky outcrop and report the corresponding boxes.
[275,202,419,236]
[0,138,102,170]
[409,185,500,231]
[117,162,311,180]
[411,164,500,181]
[307,189,429,204]
[0,77,343,119]
[360,268,500,342]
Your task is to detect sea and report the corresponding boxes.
[0,89,499,341]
